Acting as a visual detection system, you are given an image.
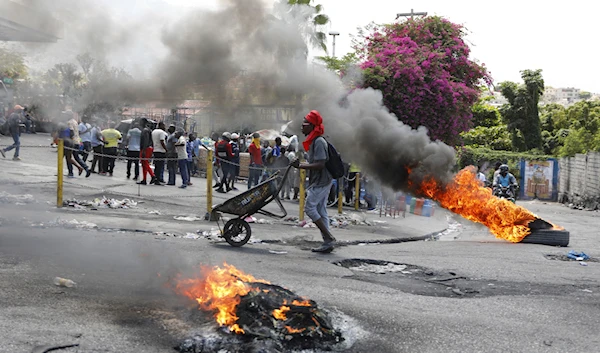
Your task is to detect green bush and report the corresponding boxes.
[457,146,554,179]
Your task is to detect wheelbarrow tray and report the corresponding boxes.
[213,166,292,219]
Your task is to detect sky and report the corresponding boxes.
[163,0,600,93]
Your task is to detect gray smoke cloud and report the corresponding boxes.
[15,0,456,189]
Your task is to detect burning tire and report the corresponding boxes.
[521,229,570,247]
[223,219,252,247]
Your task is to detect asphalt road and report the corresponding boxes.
[1,134,599,353]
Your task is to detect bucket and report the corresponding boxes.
[414,198,424,216]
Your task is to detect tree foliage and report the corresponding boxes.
[287,0,330,52]
[498,69,544,151]
[0,47,28,80]
[358,16,491,145]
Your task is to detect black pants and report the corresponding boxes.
[126,150,140,178]
[345,172,358,203]
[153,152,166,182]
[73,144,89,172]
[81,141,92,162]
[103,147,117,174]
[91,145,104,173]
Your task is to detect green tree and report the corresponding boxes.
[558,127,593,157]
[287,0,330,52]
[498,69,544,151]
[579,91,592,100]
[0,47,28,81]
[315,52,358,74]
[471,98,501,127]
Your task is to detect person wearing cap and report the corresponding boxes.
[228,133,241,191]
[1,105,24,160]
[247,132,263,189]
[291,110,337,253]
[215,132,234,193]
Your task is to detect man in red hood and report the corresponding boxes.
[292,110,336,253]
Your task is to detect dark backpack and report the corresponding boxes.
[318,137,345,179]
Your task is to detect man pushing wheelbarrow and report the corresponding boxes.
[212,110,337,253]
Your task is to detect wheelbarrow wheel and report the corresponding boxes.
[223,219,252,247]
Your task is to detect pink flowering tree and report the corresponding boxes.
[358,17,491,145]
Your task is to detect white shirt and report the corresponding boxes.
[79,122,92,143]
[477,172,487,183]
[176,136,188,160]
[151,129,168,153]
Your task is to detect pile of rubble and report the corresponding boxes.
[177,282,343,353]
[63,197,138,210]
[285,213,375,229]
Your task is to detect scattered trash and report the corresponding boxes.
[53,277,77,288]
[154,231,179,238]
[582,289,593,293]
[0,191,35,204]
[256,218,273,224]
[451,288,465,296]
[268,250,288,255]
[149,210,162,215]
[63,197,137,209]
[200,228,222,240]
[579,262,588,266]
[567,250,590,261]
[183,233,201,240]
[245,216,257,223]
[174,215,203,222]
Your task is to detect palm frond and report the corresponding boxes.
[313,14,329,26]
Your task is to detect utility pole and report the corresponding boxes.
[396,9,427,20]
[329,31,340,58]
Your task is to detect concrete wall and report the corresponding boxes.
[559,152,600,209]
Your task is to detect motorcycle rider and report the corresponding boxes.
[493,164,518,198]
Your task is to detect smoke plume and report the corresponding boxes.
[16,0,457,189]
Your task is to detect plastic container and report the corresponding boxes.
[54,277,77,288]
[409,197,416,213]
[414,198,424,216]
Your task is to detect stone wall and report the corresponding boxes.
[559,152,600,210]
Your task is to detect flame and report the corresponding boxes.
[285,326,306,334]
[291,299,312,307]
[273,306,290,320]
[173,263,269,334]
[413,167,541,243]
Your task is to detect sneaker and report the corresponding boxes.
[67,174,75,179]
[108,173,113,177]
[216,188,226,193]
[12,156,21,161]
[133,176,138,181]
[86,170,91,178]
[232,187,238,191]
[99,172,107,176]
[187,182,193,186]
[0,150,5,158]
[126,175,130,179]
[311,242,336,253]
[79,169,83,176]
[137,180,147,185]
[213,183,221,189]
[179,185,187,189]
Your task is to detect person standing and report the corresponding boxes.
[78,117,93,162]
[69,117,91,176]
[1,105,24,161]
[229,133,241,191]
[152,122,168,183]
[291,110,336,253]
[101,122,122,177]
[247,132,263,189]
[186,133,196,185]
[175,130,190,189]
[215,132,234,193]
[126,122,141,180]
[189,133,202,177]
[165,125,177,185]
[345,163,361,204]
[138,118,158,185]
[90,122,105,173]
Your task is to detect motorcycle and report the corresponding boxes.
[493,185,516,203]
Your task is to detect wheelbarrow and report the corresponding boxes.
[212,165,293,247]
